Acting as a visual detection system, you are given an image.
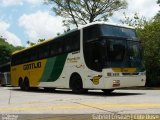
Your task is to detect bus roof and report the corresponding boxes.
[12,28,78,55]
[12,22,134,55]
[78,21,135,30]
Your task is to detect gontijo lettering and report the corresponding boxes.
[23,62,41,70]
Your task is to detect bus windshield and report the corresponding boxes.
[103,38,144,70]
[83,24,144,72]
[101,24,137,39]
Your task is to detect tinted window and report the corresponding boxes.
[127,41,143,68]
[107,39,126,62]
[83,24,101,42]
[101,25,137,39]
[71,31,80,51]
[49,30,80,56]
[11,30,80,66]
[50,41,58,56]
[39,46,47,59]
[83,41,104,72]
[30,48,38,61]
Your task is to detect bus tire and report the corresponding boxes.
[69,73,87,94]
[23,77,30,91]
[18,78,23,90]
[1,84,6,87]
[102,89,114,94]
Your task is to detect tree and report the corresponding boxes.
[38,38,45,43]
[158,0,160,6]
[120,12,147,28]
[0,37,24,65]
[120,4,160,86]
[0,38,12,65]
[27,38,46,46]
[0,45,11,65]
[137,19,160,86]
[27,41,36,46]
[154,12,160,21]
[0,37,24,52]
[155,0,160,20]
[45,0,127,28]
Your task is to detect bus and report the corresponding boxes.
[11,22,146,93]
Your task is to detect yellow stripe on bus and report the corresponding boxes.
[11,59,47,87]
[112,68,137,73]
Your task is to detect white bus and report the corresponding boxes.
[11,22,146,93]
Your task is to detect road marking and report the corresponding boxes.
[0,103,160,112]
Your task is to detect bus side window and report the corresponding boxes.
[15,54,19,64]
[71,31,80,51]
[57,41,62,54]
[84,42,102,72]
[23,51,29,63]
[44,45,49,58]
[39,46,44,59]
[64,36,71,52]
[30,49,38,61]
[50,43,56,56]
[39,45,50,59]
[49,40,58,56]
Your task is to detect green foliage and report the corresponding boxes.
[137,18,160,86]
[45,0,127,28]
[155,0,160,20]
[0,37,24,65]
[27,41,36,46]
[27,38,46,47]
[158,0,160,5]
[120,4,160,86]
[154,12,160,20]
[0,45,11,65]
[38,39,45,43]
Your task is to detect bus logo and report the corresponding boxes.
[23,62,41,70]
[90,75,102,85]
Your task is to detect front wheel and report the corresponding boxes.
[102,89,115,94]
[70,74,87,94]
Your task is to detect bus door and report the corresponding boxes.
[84,40,105,87]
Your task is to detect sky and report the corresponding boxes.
[0,0,159,47]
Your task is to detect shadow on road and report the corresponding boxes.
[9,87,145,97]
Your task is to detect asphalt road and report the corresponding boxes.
[0,87,160,119]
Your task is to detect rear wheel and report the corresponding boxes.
[70,73,87,94]
[23,77,30,91]
[102,89,115,94]
[18,78,23,90]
